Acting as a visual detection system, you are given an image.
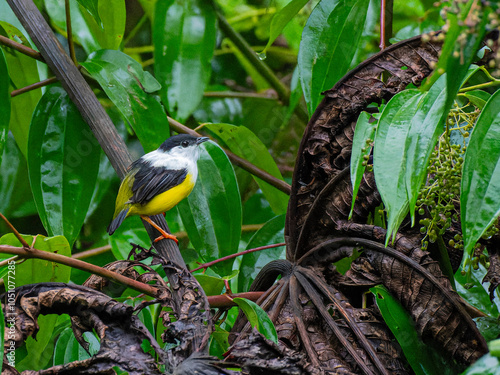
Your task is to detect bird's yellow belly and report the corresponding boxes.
[129,174,195,216]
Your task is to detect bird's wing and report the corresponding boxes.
[128,163,188,205]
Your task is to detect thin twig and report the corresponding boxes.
[191,242,286,272]
[0,213,30,248]
[204,91,279,101]
[65,0,77,64]
[380,0,394,49]
[10,76,58,97]
[0,34,43,61]
[0,244,160,296]
[72,244,112,260]
[167,116,291,195]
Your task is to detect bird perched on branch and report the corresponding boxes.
[107,134,209,243]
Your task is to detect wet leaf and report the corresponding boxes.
[154,0,216,121]
[233,297,278,344]
[298,0,370,115]
[177,142,241,276]
[53,328,92,365]
[238,214,286,293]
[461,90,500,255]
[350,111,376,219]
[204,123,289,214]
[371,285,456,375]
[76,0,101,26]
[373,89,423,244]
[108,216,150,260]
[262,0,309,54]
[461,353,500,375]
[81,49,169,152]
[28,86,100,246]
[0,22,41,157]
[405,74,447,220]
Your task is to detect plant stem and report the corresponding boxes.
[191,242,286,272]
[0,213,29,248]
[123,14,148,47]
[10,76,58,97]
[65,0,77,65]
[0,34,43,61]
[380,0,394,49]
[217,11,290,105]
[0,244,160,296]
[204,91,278,101]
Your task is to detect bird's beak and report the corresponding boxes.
[196,137,209,145]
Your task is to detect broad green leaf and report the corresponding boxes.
[0,47,9,165]
[350,111,376,219]
[177,142,241,276]
[233,297,278,344]
[461,353,500,375]
[461,90,500,256]
[204,123,288,214]
[0,133,35,217]
[465,90,491,110]
[0,234,71,371]
[109,216,150,260]
[209,325,230,359]
[374,90,424,244]
[262,0,309,54]
[405,74,447,220]
[28,86,100,246]
[195,274,226,296]
[53,328,98,365]
[298,0,370,116]
[238,214,286,293]
[154,0,216,121]
[371,285,458,375]
[45,0,125,53]
[81,49,169,152]
[455,264,500,317]
[0,22,41,157]
[76,0,101,27]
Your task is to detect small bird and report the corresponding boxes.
[107,134,209,243]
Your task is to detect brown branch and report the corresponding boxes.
[0,244,160,296]
[65,0,77,64]
[10,76,58,97]
[207,291,263,308]
[191,242,286,272]
[0,213,29,248]
[167,116,292,195]
[0,34,43,61]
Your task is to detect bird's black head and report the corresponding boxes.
[159,134,209,152]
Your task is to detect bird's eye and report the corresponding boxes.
[181,140,189,148]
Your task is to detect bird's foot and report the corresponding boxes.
[154,233,179,244]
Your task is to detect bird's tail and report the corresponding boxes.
[107,206,130,235]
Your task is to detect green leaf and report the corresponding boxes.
[0,234,71,371]
[0,22,41,157]
[154,0,216,121]
[0,292,5,366]
[195,274,226,296]
[0,133,35,217]
[262,0,309,54]
[45,0,125,53]
[455,264,500,317]
[53,328,98,365]
[461,90,500,256]
[0,47,9,165]
[75,0,101,27]
[204,123,289,214]
[177,142,241,276]
[28,86,101,246]
[298,0,370,115]
[371,285,457,375]
[233,297,278,344]
[209,325,230,358]
[238,214,286,293]
[109,216,150,260]
[373,90,424,244]
[350,111,376,219]
[465,90,491,110]
[81,49,169,152]
[461,353,500,375]
[405,74,447,220]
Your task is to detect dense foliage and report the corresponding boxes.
[1,0,500,373]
